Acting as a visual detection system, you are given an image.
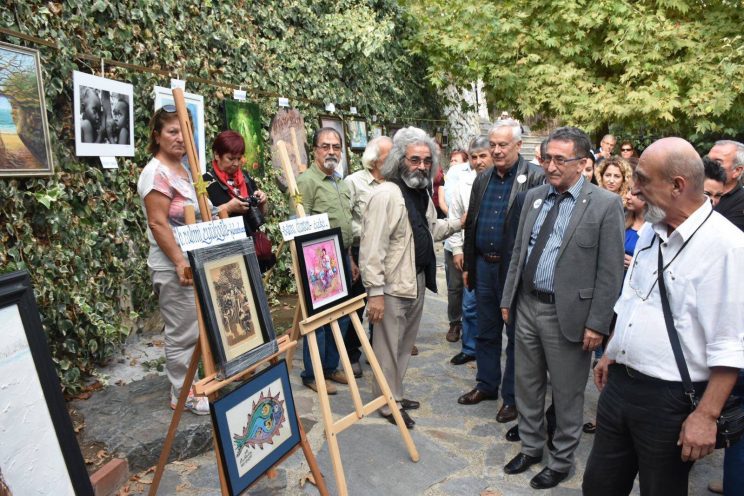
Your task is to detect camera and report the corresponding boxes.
[237,194,265,231]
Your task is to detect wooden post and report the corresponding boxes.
[290,127,306,172]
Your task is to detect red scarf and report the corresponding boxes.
[211,159,249,199]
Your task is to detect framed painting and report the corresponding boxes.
[188,238,278,379]
[0,270,93,496]
[73,71,134,157]
[318,114,347,177]
[211,359,300,495]
[269,108,308,191]
[153,85,207,173]
[346,118,368,151]
[294,227,352,316]
[0,42,54,176]
[369,123,383,140]
[223,100,264,172]
[385,123,402,139]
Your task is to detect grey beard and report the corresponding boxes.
[322,157,339,173]
[644,204,666,224]
[401,169,429,189]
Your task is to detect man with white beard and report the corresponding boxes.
[360,127,464,428]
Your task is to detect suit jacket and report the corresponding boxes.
[500,180,625,342]
[463,155,544,290]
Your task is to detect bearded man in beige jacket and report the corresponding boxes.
[360,127,464,428]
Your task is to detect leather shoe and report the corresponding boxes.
[411,345,419,356]
[450,352,476,365]
[505,425,520,442]
[504,453,541,475]
[496,403,518,423]
[582,422,597,434]
[400,398,420,410]
[458,388,497,405]
[445,322,461,342]
[382,408,415,429]
[529,467,568,489]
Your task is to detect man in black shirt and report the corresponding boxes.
[708,140,744,231]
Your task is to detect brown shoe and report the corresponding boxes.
[411,345,419,356]
[446,322,461,342]
[496,403,518,423]
[328,370,348,385]
[458,388,498,405]
[303,379,337,395]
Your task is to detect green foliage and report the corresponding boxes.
[406,0,744,138]
[0,0,441,391]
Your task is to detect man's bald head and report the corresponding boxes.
[639,137,704,194]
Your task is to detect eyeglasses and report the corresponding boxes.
[316,144,342,151]
[542,155,585,167]
[621,148,633,152]
[406,156,433,166]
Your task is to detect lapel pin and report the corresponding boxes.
[533,199,542,209]
[517,174,527,184]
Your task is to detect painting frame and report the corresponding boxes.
[211,359,300,495]
[0,41,55,176]
[223,100,265,172]
[294,227,352,316]
[385,122,403,139]
[188,238,278,379]
[153,85,207,173]
[0,270,93,495]
[346,117,368,151]
[318,114,347,177]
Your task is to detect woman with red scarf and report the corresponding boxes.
[204,130,275,271]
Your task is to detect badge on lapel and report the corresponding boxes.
[533,199,543,209]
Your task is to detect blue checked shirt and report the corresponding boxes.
[475,166,516,256]
[526,176,585,293]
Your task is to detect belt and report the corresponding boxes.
[480,253,502,263]
[530,289,555,304]
[612,364,708,389]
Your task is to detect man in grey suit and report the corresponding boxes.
[500,126,625,489]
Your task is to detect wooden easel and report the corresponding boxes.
[275,140,419,496]
[148,89,328,496]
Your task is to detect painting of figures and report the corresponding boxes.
[0,42,54,176]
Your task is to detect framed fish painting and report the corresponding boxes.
[211,359,300,495]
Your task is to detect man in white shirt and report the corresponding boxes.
[584,137,744,496]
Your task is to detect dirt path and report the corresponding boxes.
[0,131,44,170]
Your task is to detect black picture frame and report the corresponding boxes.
[293,227,352,316]
[0,270,93,495]
[188,238,278,379]
[211,359,300,496]
[385,122,403,139]
[346,117,368,151]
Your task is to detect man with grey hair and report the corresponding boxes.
[360,127,463,428]
[595,134,617,162]
[708,139,744,231]
[458,119,544,427]
[584,137,744,495]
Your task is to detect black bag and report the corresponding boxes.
[658,243,744,449]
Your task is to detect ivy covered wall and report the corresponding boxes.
[0,0,442,391]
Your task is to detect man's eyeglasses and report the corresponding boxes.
[316,144,342,151]
[542,155,585,167]
[406,156,433,166]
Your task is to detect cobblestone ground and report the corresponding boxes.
[118,246,722,495]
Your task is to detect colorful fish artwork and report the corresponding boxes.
[232,389,286,456]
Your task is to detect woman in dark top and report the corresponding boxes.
[623,183,646,270]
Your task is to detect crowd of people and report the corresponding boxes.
[137,107,744,494]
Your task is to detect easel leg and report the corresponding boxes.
[285,303,302,372]
[297,412,329,496]
[330,320,364,418]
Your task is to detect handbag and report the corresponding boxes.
[657,242,744,449]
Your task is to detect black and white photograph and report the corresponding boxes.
[73,71,134,157]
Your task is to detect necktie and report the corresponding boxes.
[522,192,570,293]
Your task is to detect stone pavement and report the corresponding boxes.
[87,247,722,495]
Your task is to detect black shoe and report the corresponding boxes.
[529,467,568,489]
[450,352,476,365]
[400,398,420,410]
[583,422,597,434]
[504,453,541,475]
[382,408,415,429]
[496,404,518,423]
[505,425,520,442]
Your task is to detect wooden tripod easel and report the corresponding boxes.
[275,141,419,496]
[148,89,328,496]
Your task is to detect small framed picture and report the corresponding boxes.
[73,71,134,157]
[369,123,383,140]
[0,42,55,176]
[294,227,352,316]
[211,359,300,496]
[188,238,278,379]
[0,270,93,495]
[318,114,347,177]
[385,123,402,139]
[153,85,207,173]
[346,118,368,151]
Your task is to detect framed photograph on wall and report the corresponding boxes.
[188,238,278,379]
[0,270,93,496]
[223,100,265,172]
[385,123,402,139]
[73,71,134,157]
[211,359,300,495]
[369,123,383,140]
[346,118,368,151]
[153,85,207,173]
[0,42,55,176]
[318,114,347,177]
[294,227,352,316]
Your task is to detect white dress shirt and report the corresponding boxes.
[607,200,744,382]
[446,165,477,254]
[345,168,382,246]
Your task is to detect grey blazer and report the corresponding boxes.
[500,180,625,342]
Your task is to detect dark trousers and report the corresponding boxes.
[444,248,463,324]
[583,364,702,496]
[343,246,370,363]
[474,256,515,404]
